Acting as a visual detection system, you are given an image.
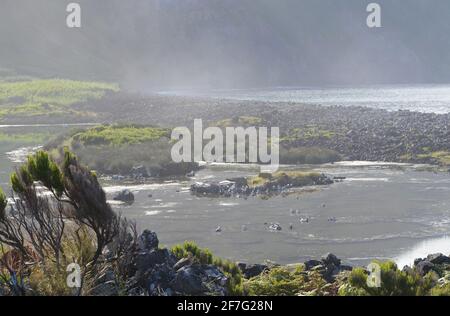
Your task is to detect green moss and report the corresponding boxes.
[247,171,322,188]
[0,79,118,118]
[71,125,170,146]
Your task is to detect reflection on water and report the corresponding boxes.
[395,236,450,268]
[177,85,450,114]
[104,164,450,266]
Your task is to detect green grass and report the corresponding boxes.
[0,79,118,118]
[418,151,450,165]
[71,125,170,146]
[46,124,197,177]
[247,171,322,188]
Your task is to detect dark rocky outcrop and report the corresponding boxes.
[191,173,334,198]
[113,189,135,203]
[105,230,230,296]
[237,263,269,279]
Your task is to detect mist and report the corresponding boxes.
[1,0,450,90]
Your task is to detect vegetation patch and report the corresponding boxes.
[71,125,170,146]
[171,241,244,295]
[247,171,324,188]
[244,265,330,296]
[46,124,198,178]
[0,79,118,119]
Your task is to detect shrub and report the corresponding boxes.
[244,265,330,296]
[0,149,137,295]
[339,261,435,296]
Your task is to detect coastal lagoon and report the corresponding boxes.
[103,162,450,267]
[1,119,449,268]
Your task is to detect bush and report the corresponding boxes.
[0,150,136,295]
[339,261,435,296]
[244,265,331,296]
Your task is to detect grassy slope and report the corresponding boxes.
[0,78,118,119]
[47,125,197,177]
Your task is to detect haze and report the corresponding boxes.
[1,0,449,90]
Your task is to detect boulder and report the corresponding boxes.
[136,249,177,272]
[173,257,193,271]
[426,253,450,265]
[238,263,268,279]
[138,230,159,251]
[322,253,341,267]
[304,260,322,271]
[113,189,134,203]
[171,266,206,295]
[416,260,435,276]
[414,258,424,266]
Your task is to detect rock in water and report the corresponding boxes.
[322,253,341,267]
[113,189,135,203]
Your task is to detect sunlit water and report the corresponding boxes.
[162,85,450,114]
[1,126,449,267]
[103,163,450,266]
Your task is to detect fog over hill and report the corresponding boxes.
[1,0,450,89]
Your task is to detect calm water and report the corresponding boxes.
[1,126,449,267]
[104,163,450,267]
[163,85,450,114]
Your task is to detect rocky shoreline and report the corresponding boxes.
[91,230,450,296]
[74,93,450,167]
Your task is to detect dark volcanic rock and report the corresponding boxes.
[136,249,177,272]
[238,263,268,279]
[191,173,334,198]
[426,253,450,265]
[113,189,134,203]
[138,230,159,251]
[304,260,323,271]
[322,253,341,267]
[171,266,205,295]
[415,261,435,276]
[124,231,229,296]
